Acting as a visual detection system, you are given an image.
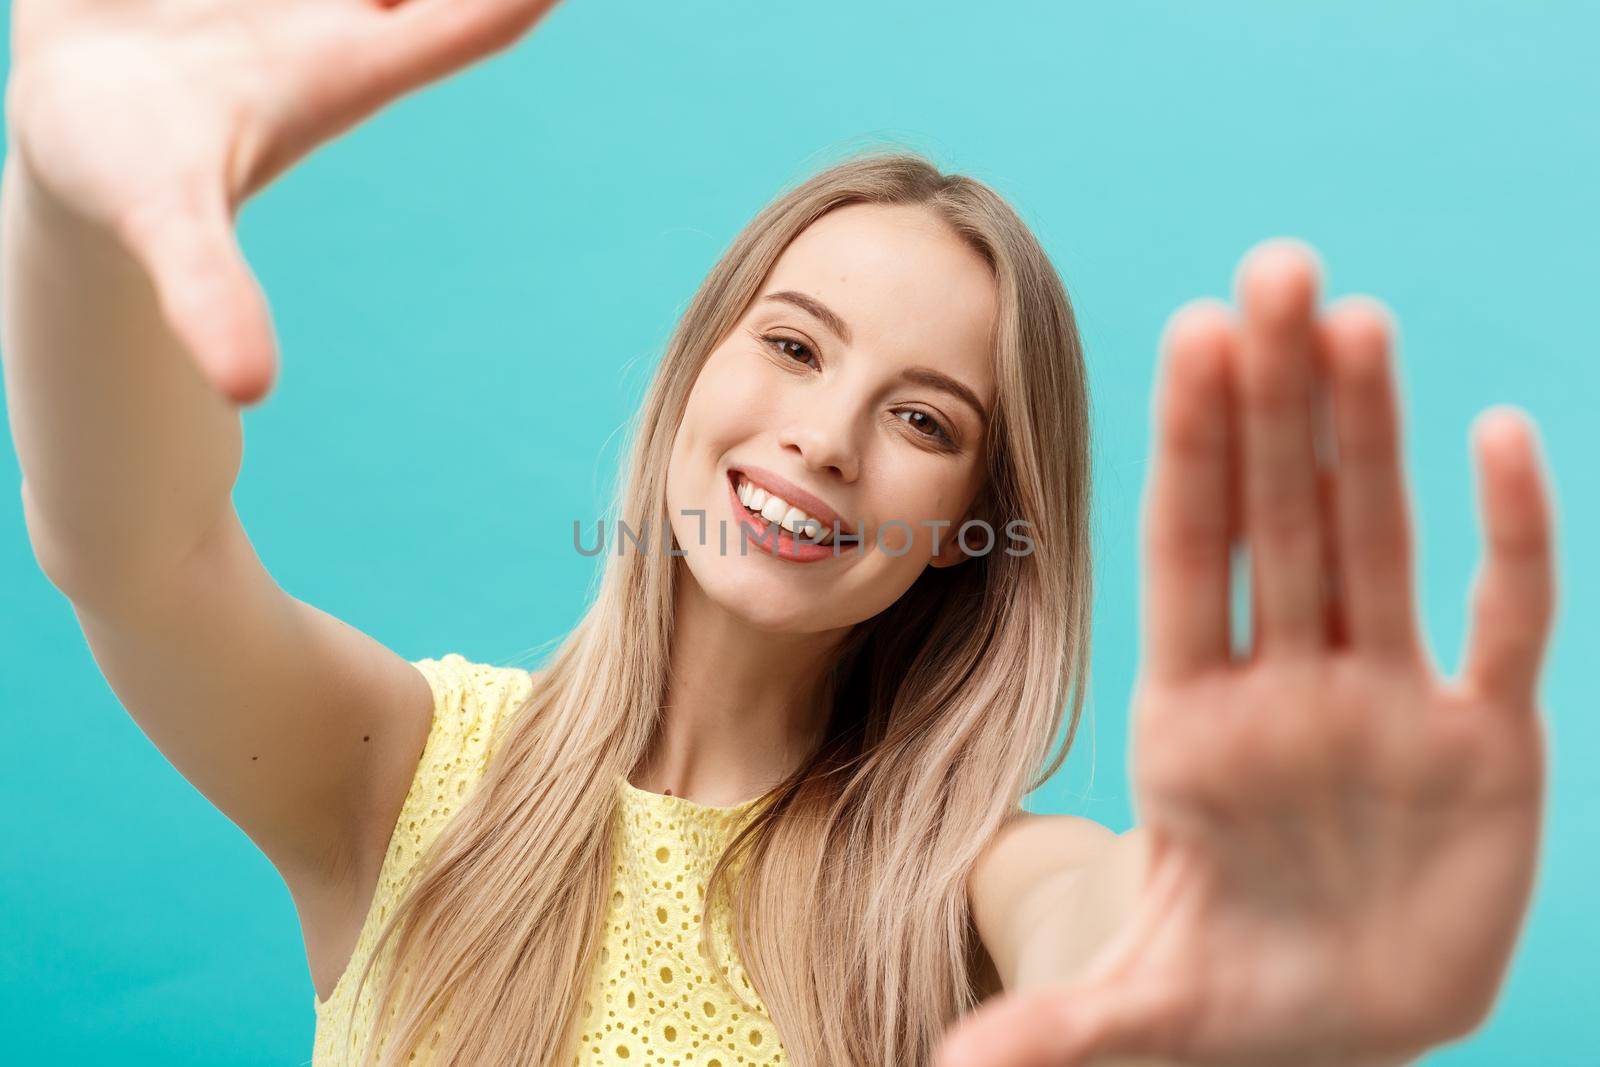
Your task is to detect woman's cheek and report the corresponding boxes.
[703,347,781,423]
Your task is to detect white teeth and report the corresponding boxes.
[735,475,833,544]
[779,506,822,539]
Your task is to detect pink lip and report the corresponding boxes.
[725,467,850,564]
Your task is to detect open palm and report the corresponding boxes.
[939,240,1556,1067]
[6,0,564,404]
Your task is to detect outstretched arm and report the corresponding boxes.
[2,0,563,909]
[948,239,1555,1067]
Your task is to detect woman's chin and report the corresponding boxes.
[685,568,832,634]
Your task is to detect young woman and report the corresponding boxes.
[1,2,1558,1067]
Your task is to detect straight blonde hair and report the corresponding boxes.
[335,147,1094,1066]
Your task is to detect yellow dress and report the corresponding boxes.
[311,653,787,1066]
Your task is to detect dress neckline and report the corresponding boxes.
[616,774,771,816]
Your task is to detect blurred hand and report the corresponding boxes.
[938,239,1557,1067]
[4,0,566,403]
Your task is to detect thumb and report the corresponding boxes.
[119,190,278,405]
[935,981,1178,1067]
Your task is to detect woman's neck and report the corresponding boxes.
[634,570,851,807]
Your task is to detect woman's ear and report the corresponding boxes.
[931,483,998,569]
[929,514,986,569]
[929,525,967,569]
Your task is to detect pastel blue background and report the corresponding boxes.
[1,1,1594,1063]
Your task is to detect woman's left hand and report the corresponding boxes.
[937,239,1557,1067]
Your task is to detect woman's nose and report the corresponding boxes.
[776,398,861,482]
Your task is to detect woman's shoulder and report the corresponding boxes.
[404,653,541,803]
[966,812,1149,990]
[969,812,1121,906]
[960,819,1152,991]
[409,653,540,727]
[362,654,540,881]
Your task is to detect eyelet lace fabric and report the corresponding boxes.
[310,654,786,1066]
[571,778,785,1066]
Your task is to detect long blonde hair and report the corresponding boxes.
[339,148,1094,1066]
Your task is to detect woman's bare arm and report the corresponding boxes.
[4,164,238,606]
[968,814,1144,992]
[1,0,563,900]
[2,149,437,891]
[968,818,1168,1067]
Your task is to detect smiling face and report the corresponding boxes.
[664,202,1001,634]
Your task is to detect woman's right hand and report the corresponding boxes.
[5,0,566,404]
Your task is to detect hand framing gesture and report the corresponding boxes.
[6,0,565,405]
[939,239,1557,1067]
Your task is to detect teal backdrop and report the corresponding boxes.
[1,1,1594,1062]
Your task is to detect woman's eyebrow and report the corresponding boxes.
[760,289,989,429]
[762,290,853,345]
[899,367,990,430]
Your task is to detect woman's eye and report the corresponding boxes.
[897,409,954,446]
[758,330,953,448]
[762,334,817,367]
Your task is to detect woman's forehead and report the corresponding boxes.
[757,204,999,383]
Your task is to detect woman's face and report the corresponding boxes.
[665,202,1000,634]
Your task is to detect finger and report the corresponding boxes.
[1141,299,1237,681]
[117,190,279,406]
[371,0,567,91]
[1234,238,1327,656]
[934,983,1168,1067]
[1319,296,1423,657]
[1460,407,1557,706]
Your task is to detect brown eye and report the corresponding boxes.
[762,334,817,367]
[897,409,954,445]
